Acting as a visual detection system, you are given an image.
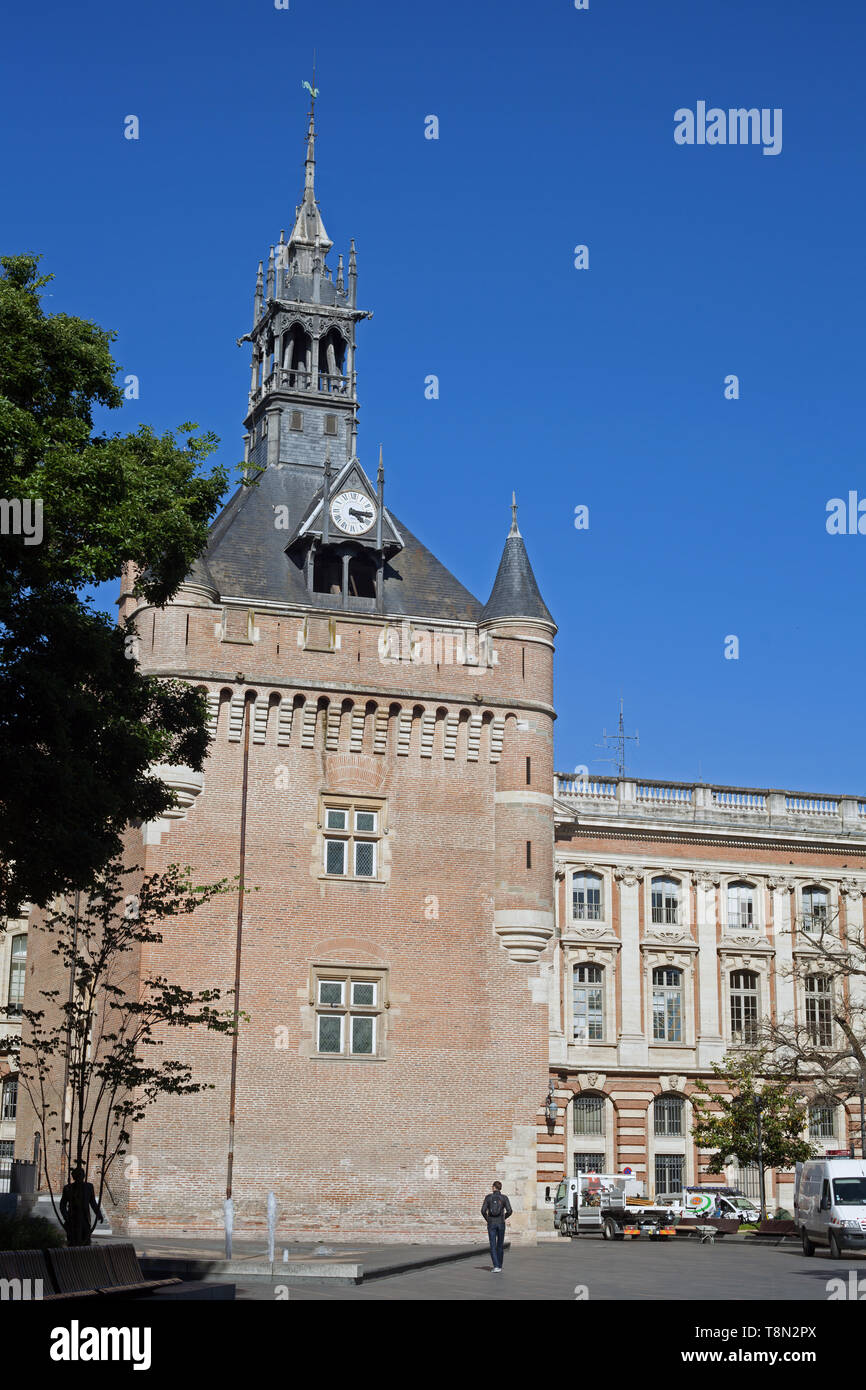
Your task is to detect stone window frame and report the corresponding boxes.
[798,881,836,940]
[645,870,691,933]
[724,876,761,934]
[570,869,605,925]
[309,964,389,1062]
[6,932,26,1016]
[643,949,696,1049]
[649,1091,693,1192]
[808,1100,838,1141]
[567,947,618,1050]
[318,793,387,883]
[802,971,834,1048]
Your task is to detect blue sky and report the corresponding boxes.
[3,0,865,791]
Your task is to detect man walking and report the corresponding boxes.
[481,1180,512,1272]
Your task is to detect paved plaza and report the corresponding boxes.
[213,1237,866,1302]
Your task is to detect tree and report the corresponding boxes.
[1,860,237,1245]
[0,254,231,916]
[690,1050,815,1208]
[759,899,866,1148]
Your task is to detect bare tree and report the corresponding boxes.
[760,894,866,1152]
[0,859,237,1244]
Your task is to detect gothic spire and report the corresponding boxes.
[480,496,555,626]
[289,105,332,254]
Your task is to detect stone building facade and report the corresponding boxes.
[12,106,866,1244]
[542,775,866,1226]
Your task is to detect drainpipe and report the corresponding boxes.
[225,692,253,1253]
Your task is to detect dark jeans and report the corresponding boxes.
[487,1220,505,1268]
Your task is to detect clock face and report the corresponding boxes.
[330,489,377,536]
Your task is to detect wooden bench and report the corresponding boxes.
[47,1243,181,1298]
[757,1219,796,1237]
[0,1248,98,1301]
[0,1242,182,1300]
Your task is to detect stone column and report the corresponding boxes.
[616,867,646,1067]
[695,871,724,1067]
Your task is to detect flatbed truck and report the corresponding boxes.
[554,1173,679,1241]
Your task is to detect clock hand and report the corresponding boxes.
[348,507,373,521]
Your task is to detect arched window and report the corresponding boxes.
[319,328,347,389]
[572,873,603,922]
[805,975,833,1046]
[654,1093,684,1137]
[727,881,755,930]
[730,970,760,1044]
[573,1093,605,1137]
[651,877,679,926]
[652,967,683,1042]
[283,324,311,387]
[802,886,829,935]
[573,964,604,1041]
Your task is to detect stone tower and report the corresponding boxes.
[111,105,558,1242]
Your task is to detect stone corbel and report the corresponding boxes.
[141,765,204,845]
[494,911,554,964]
[693,871,720,889]
[614,865,644,886]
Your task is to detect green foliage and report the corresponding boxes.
[0,255,232,915]
[690,1050,816,1175]
[0,1212,66,1250]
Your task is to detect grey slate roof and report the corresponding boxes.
[196,469,482,622]
[479,532,555,626]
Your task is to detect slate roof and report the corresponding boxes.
[479,531,555,626]
[195,468,483,622]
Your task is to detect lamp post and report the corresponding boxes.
[859,1073,866,1160]
[754,1093,767,1223]
[545,1081,559,1134]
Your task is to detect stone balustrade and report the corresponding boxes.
[554,773,866,837]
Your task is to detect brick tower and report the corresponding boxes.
[114,102,558,1242]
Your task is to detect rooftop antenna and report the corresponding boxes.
[595,696,639,778]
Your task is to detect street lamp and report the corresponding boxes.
[754,1093,767,1223]
[545,1081,559,1132]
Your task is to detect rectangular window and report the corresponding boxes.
[573,1152,605,1176]
[573,1096,605,1136]
[313,968,385,1059]
[526,841,532,869]
[290,410,303,431]
[7,935,26,1015]
[324,414,338,436]
[809,1105,835,1140]
[655,1153,684,1197]
[573,965,604,1042]
[805,977,833,1047]
[322,797,383,881]
[654,1095,684,1136]
[652,969,683,1043]
[1,1077,18,1123]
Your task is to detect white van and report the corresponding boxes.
[795,1158,866,1258]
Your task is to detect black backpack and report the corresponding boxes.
[487,1191,504,1219]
